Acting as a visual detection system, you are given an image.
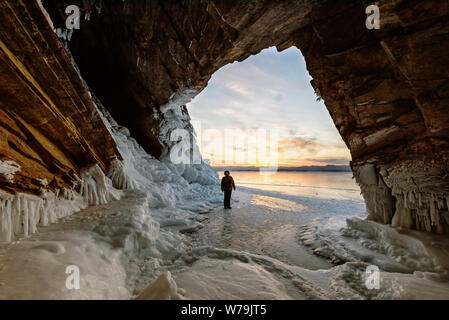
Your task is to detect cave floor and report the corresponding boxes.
[1,187,449,299]
[189,188,333,270]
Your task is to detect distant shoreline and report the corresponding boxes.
[212,165,351,172]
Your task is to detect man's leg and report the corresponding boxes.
[224,191,228,208]
[226,191,232,208]
[228,190,232,208]
[224,191,231,208]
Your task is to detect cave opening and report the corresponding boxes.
[187,46,352,171]
[184,46,362,200]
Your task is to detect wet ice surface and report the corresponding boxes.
[190,173,366,271]
[179,175,449,300]
[231,171,363,201]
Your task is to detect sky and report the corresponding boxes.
[187,46,351,167]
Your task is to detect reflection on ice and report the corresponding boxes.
[251,194,307,212]
[231,171,363,201]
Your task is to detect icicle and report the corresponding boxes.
[430,201,438,227]
[107,158,139,190]
[0,195,13,242]
[404,192,408,209]
[12,196,21,235]
[80,164,122,206]
[22,196,29,238]
[41,196,50,226]
[436,196,445,210]
[1,163,121,242]
[424,214,432,232]
[408,190,412,203]
[28,199,37,235]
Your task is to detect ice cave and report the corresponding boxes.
[0,0,449,300]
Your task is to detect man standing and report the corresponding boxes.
[221,170,236,209]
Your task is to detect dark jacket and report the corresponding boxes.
[221,176,236,192]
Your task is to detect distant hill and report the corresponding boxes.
[212,165,351,172]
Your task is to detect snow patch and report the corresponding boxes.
[137,272,183,300]
[0,160,21,183]
[0,231,130,299]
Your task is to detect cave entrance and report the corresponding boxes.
[187,46,351,170]
[185,47,365,266]
[186,46,360,199]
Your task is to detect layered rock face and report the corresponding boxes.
[0,1,120,194]
[298,0,449,233]
[1,0,448,233]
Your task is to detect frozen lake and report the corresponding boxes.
[228,171,363,201]
[191,171,366,269]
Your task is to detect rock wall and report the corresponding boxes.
[0,1,121,194]
[296,0,449,233]
[1,0,448,233]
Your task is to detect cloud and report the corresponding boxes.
[306,157,351,165]
[273,123,293,130]
[213,108,236,116]
[273,93,283,102]
[277,136,319,153]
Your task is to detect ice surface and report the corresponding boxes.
[174,256,298,300]
[0,230,130,299]
[166,246,449,300]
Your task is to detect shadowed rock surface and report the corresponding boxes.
[1,0,448,233]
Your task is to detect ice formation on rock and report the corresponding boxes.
[80,164,123,206]
[0,161,122,242]
[346,217,449,273]
[353,161,449,234]
[107,157,139,190]
[0,160,21,183]
[0,189,85,242]
[158,88,219,186]
[95,92,219,194]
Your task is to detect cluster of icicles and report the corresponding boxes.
[0,162,133,242]
[392,189,449,234]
